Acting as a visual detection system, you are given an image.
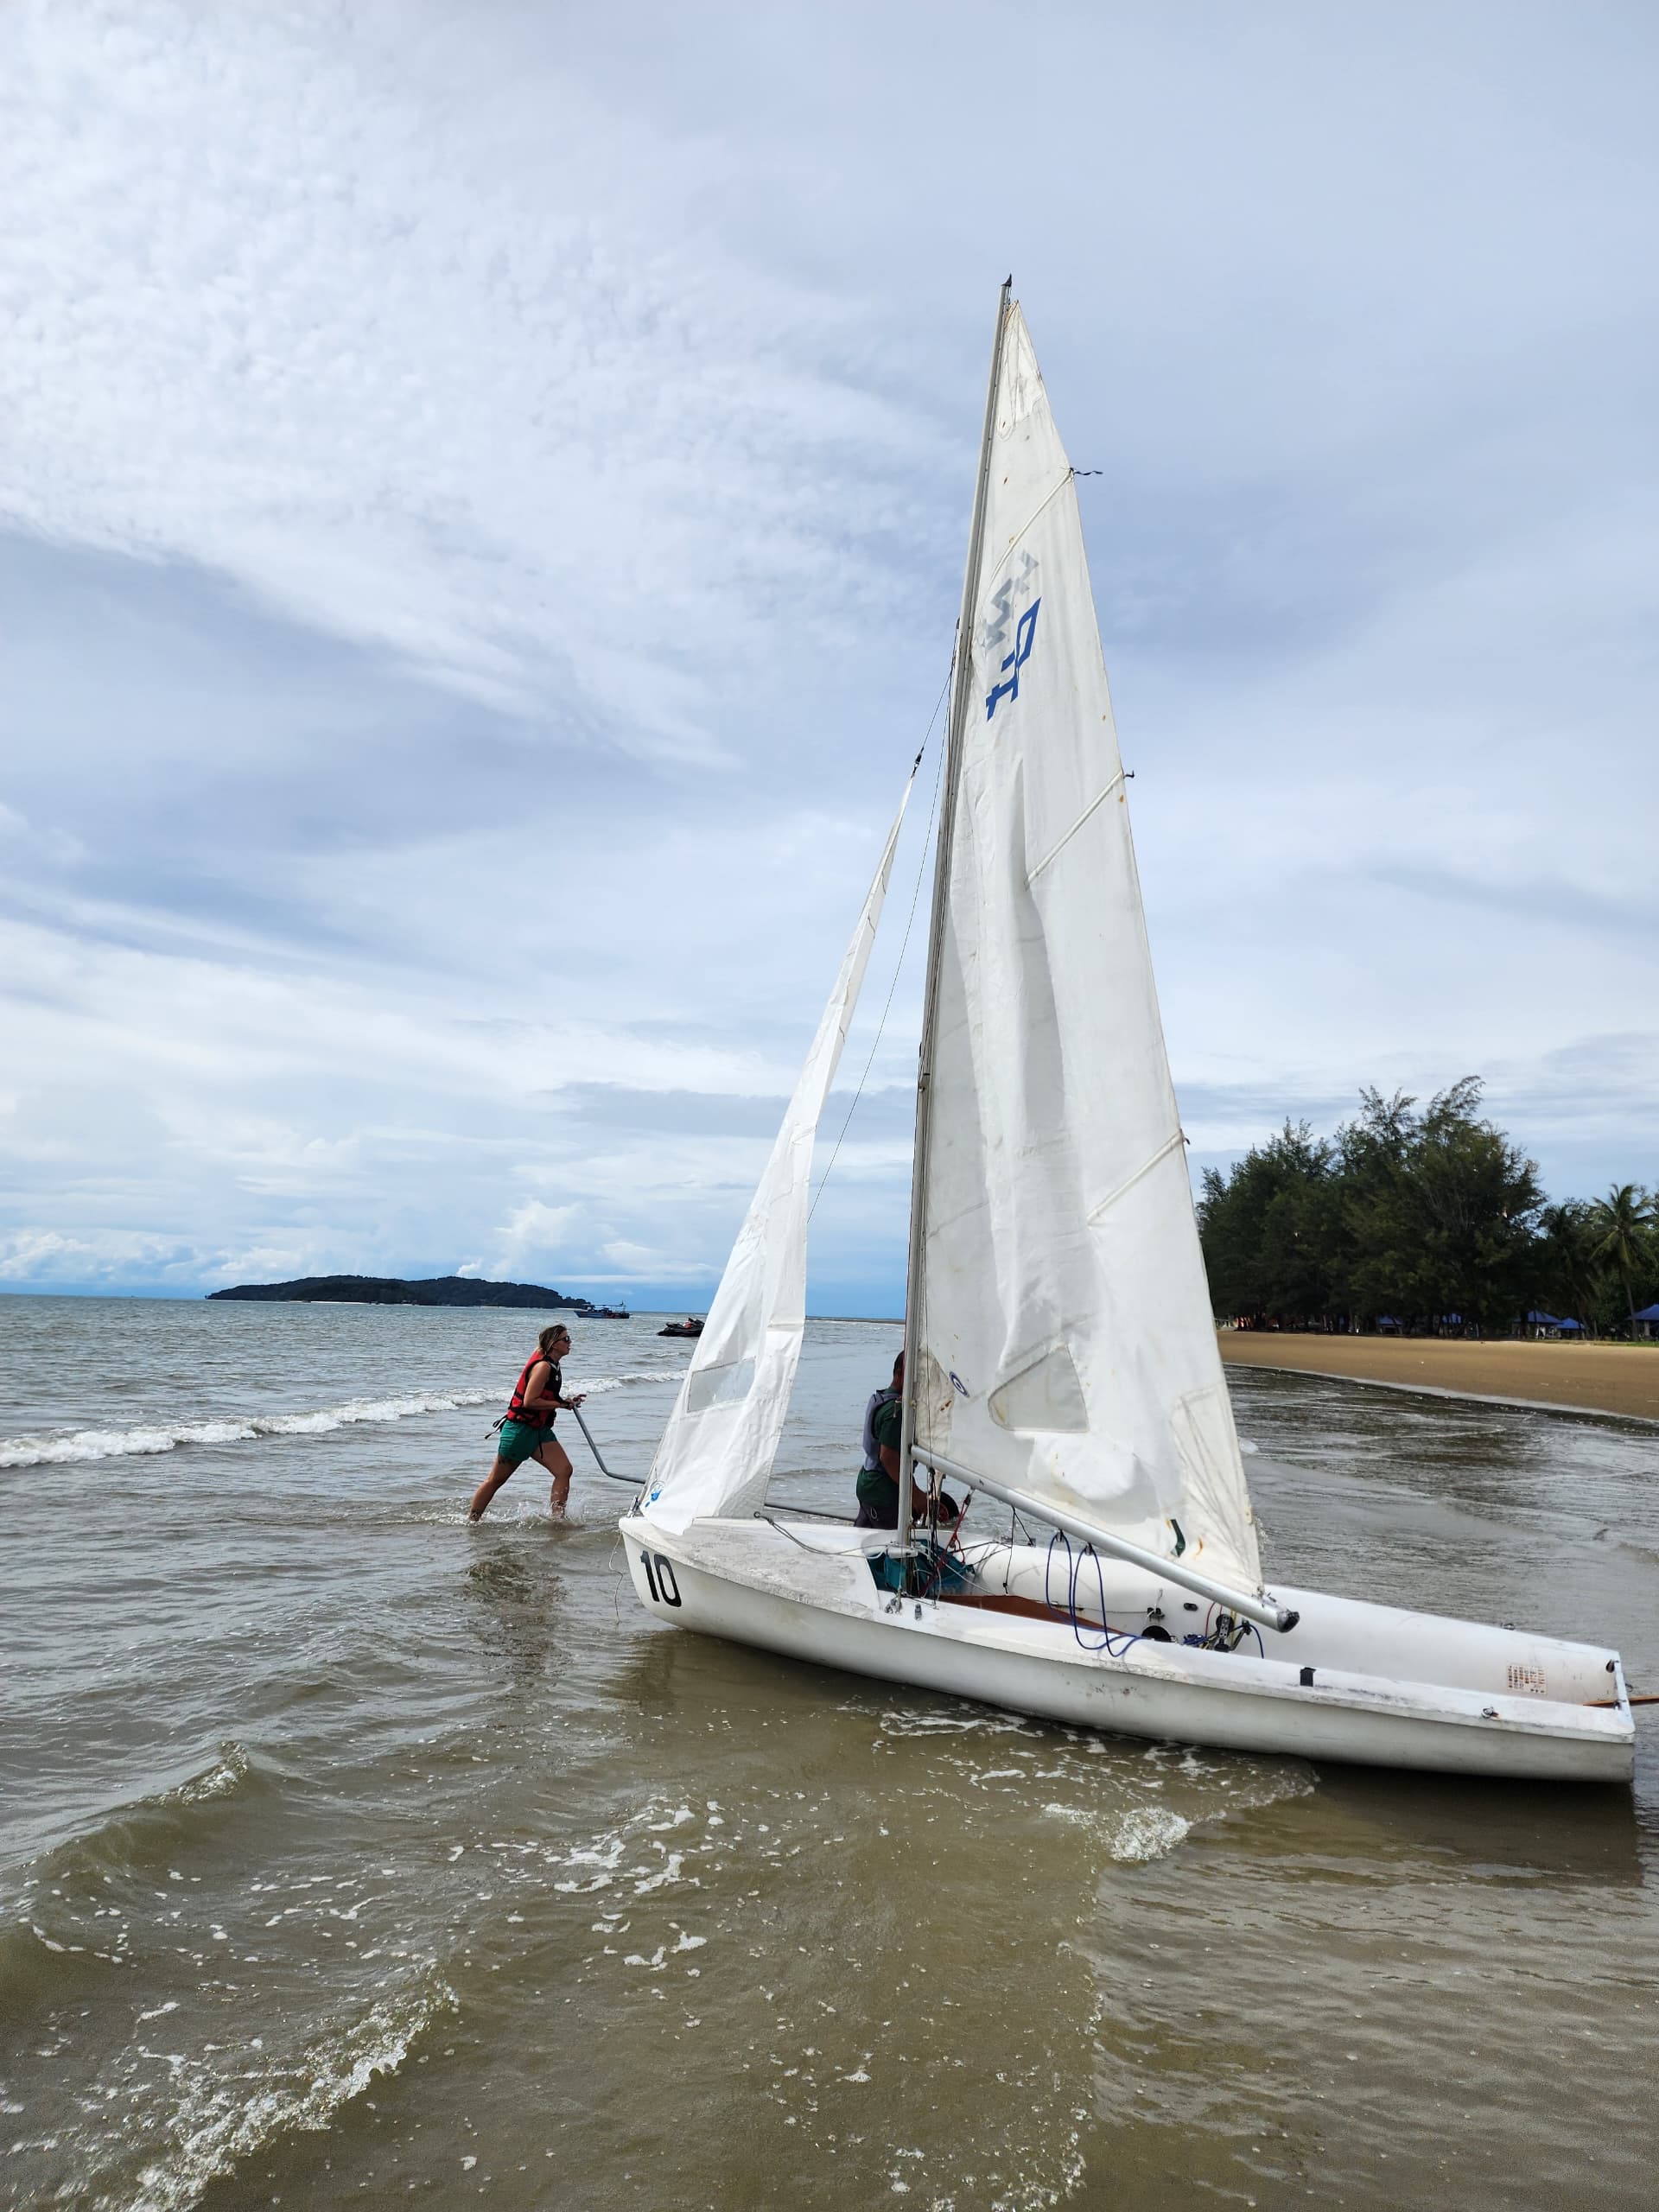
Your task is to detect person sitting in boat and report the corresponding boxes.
[469,1324,586,1523]
[855,1351,959,1529]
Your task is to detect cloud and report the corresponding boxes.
[0,3,943,756]
[549,1085,790,1139]
[0,3,1655,1310]
[0,1221,243,1292]
[597,1239,709,1284]
[489,1200,579,1280]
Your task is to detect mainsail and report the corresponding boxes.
[641,776,916,1533]
[908,300,1262,1592]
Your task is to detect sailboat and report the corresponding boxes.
[620,285,1634,1785]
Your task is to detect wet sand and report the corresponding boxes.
[1219,1330,1659,1421]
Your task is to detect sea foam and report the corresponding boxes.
[123,1974,456,2212]
[0,1369,661,1468]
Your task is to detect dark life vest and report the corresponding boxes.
[507,1352,562,1429]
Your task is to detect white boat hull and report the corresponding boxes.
[620,1514,1633,1784]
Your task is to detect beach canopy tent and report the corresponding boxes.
[1633,1302,1659,1340]
[1527,1311,1584,1336]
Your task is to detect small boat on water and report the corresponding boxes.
[621,284,1635,1785]
[588,1304,631,1320]
[658,1317,704,1339]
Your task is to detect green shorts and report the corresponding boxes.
[498,1416,555,1466]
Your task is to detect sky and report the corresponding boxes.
[2,1,1656,1313]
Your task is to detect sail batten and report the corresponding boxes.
[1026,771,1127,884]
[909,298,1262,1592]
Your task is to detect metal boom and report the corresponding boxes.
[912,1446,1300,1634]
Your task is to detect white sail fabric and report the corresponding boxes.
[642,781,914,1533]
[912,304,1261,1592]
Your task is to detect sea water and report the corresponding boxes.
[3,1294,1657,2209]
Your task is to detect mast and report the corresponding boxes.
[897,276,1013,1560]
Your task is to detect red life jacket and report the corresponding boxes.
[506,1351,561,1429]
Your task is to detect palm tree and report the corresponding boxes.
[1587,1184,1656,1334]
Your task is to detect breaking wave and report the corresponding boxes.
[1107,1804,1195,1863]
[22,1743,259,1885]
[1042,1750,1315,1864]
[124,1975,454,2212]
[0,1746,263,2001]
[0,1370,664,1468]
[0,1390,494,1466]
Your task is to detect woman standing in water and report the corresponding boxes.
[469,1323,587,1522]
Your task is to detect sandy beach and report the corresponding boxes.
[1219,1331,1659,1423]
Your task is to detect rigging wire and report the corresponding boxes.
[808,663,953,1220]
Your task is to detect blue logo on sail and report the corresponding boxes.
[985,598,1040,720]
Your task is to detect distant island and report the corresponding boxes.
[207,1274,593,1310]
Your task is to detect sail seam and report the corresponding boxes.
[1026,771,1126,885]
[1084,1129,1185,1225]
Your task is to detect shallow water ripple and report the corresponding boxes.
[3,1302,1658,2209]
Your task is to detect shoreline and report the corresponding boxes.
[1217,1332,1659,1426]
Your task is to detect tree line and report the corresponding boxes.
[1198,1078,1658,1338]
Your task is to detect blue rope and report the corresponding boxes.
[1045,1529,1141,1656]
[1044,1529,1071,1617]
